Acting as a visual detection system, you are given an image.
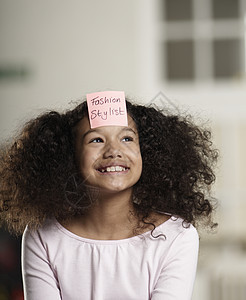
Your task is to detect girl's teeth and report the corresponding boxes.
[101,166,126,173]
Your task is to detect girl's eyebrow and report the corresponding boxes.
[82,129,98,139]
[82,127,137,139]
[120,127,137,135]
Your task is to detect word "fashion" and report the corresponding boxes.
[90,96,121,106]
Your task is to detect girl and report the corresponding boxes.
[0,96,218,299]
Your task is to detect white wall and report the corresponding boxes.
[0,0,141,140]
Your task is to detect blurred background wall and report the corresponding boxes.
[0,0,246,299]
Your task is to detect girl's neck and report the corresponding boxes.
[64,189,138,240]
[61,189,171,240]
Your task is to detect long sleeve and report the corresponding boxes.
[151,225,199,300]
[21,227,61,300]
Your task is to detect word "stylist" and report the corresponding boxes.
[90,107,125,120]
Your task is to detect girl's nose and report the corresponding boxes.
[103,142,122,159]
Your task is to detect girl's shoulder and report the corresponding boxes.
[23,218,60,243]
[149,213,199,242]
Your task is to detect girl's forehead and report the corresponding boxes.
[76,114,137,134]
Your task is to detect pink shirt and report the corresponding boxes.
[22,217,199,300]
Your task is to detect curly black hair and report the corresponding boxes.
[0,99,218,235]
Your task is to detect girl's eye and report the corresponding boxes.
[90,137,103,143]
[122,136,133,142]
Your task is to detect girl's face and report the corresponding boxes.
[75,115,142,193]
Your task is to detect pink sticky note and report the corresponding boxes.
[86,91,128,128]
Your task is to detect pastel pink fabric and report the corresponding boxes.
[22,217,199,300]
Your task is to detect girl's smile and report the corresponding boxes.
[96,163,129,174]
[75,114,142,193]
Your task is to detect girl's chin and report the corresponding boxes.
[94,185,133,195]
